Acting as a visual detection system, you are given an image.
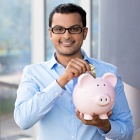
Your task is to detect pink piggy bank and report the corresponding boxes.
[73,73,117,120]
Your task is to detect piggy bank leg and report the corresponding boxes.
[84,114,93,120]
[98,114,108,119]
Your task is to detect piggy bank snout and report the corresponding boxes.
[96,94,111,106]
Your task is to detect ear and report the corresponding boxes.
[48,28,52,40]
[83,27,88,40]
[78,73,94,88]
[102,73,117,87]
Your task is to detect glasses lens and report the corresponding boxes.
[53,27,65,34]
[69,27,82,34]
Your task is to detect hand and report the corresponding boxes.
[76,109,112,133]
[57,58,90,88]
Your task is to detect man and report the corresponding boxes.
[14,3,134,140]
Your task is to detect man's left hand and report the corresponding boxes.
[76,110,112,133]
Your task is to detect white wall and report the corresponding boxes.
[79,0,91,57]
[31,0,45,139]
[124,82,140,131]
[31,0,45,64]
[99,0,140,132]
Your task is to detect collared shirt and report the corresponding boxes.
[14,49,134,140]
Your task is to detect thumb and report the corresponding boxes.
[107,111,112,119]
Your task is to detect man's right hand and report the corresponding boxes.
[57,58,90,88]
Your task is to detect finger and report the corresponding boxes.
[75,109,81,119]
[80,114,88,125]
[75,58,90,73]
[75,110,88,125]
[92,113,99,121]
[69,60,84,75]
[66,64,80,77]
[80,113,99,126]
[71,59,86,73]
[107,111,112,119]
[80,112,84,119]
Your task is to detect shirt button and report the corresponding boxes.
[59,95,61,97]
[74,116,76,118]
[55,92,58,95]
[40,107,42,109]
[72,136,74,138]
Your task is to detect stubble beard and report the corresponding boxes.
[58,45,82,56]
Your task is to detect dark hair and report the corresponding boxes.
[49,3,86,27]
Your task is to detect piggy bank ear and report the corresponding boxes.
[78,73,94,88]
[102,73,117,87]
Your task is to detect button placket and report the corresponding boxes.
[70,103,77,140]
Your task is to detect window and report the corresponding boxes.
[0,0,31,75]
[91,0,99,59]
[0,0,32,139]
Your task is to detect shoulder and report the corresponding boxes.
[23,60,52,73]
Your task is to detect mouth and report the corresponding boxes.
[60,40,75,46]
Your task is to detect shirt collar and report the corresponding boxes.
[49,49,92,69]
[49,52,58,69]
[81,49,92,64]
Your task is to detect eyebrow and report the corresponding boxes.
[52,24,81,28]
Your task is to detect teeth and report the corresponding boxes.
[62,42,71,44]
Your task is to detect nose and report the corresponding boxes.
[96,94,110,106]
[62,30,71,39]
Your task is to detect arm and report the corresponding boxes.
[14,58,90,130]
[14,66,66,130]
[101,74,134,139]
[76,74,134,139]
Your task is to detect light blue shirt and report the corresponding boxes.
[14,49,134,140]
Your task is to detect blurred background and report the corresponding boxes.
[0,0,140,140]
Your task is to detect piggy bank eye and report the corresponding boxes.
[104,84,106,86]
[97,84,99,86]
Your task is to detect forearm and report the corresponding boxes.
[14,80,65,130]
[57,74,69,88]
[14,94,55,130]
[99,118,134,140]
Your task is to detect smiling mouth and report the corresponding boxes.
[60,40,75,46]
[61,42,72,46]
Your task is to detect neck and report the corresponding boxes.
[56,51,84,68]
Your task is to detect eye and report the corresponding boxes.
[97,84,99,86]
[53,27,64,33]
[104,84,106,86]
[56,28,63,31]
[70,27,81,33]
[71,27,78,31]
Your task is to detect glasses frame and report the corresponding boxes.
[50,26,86,34]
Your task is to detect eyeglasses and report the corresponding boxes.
[50,26,86,34]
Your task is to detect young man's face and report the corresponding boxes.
[48,12,88,57]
